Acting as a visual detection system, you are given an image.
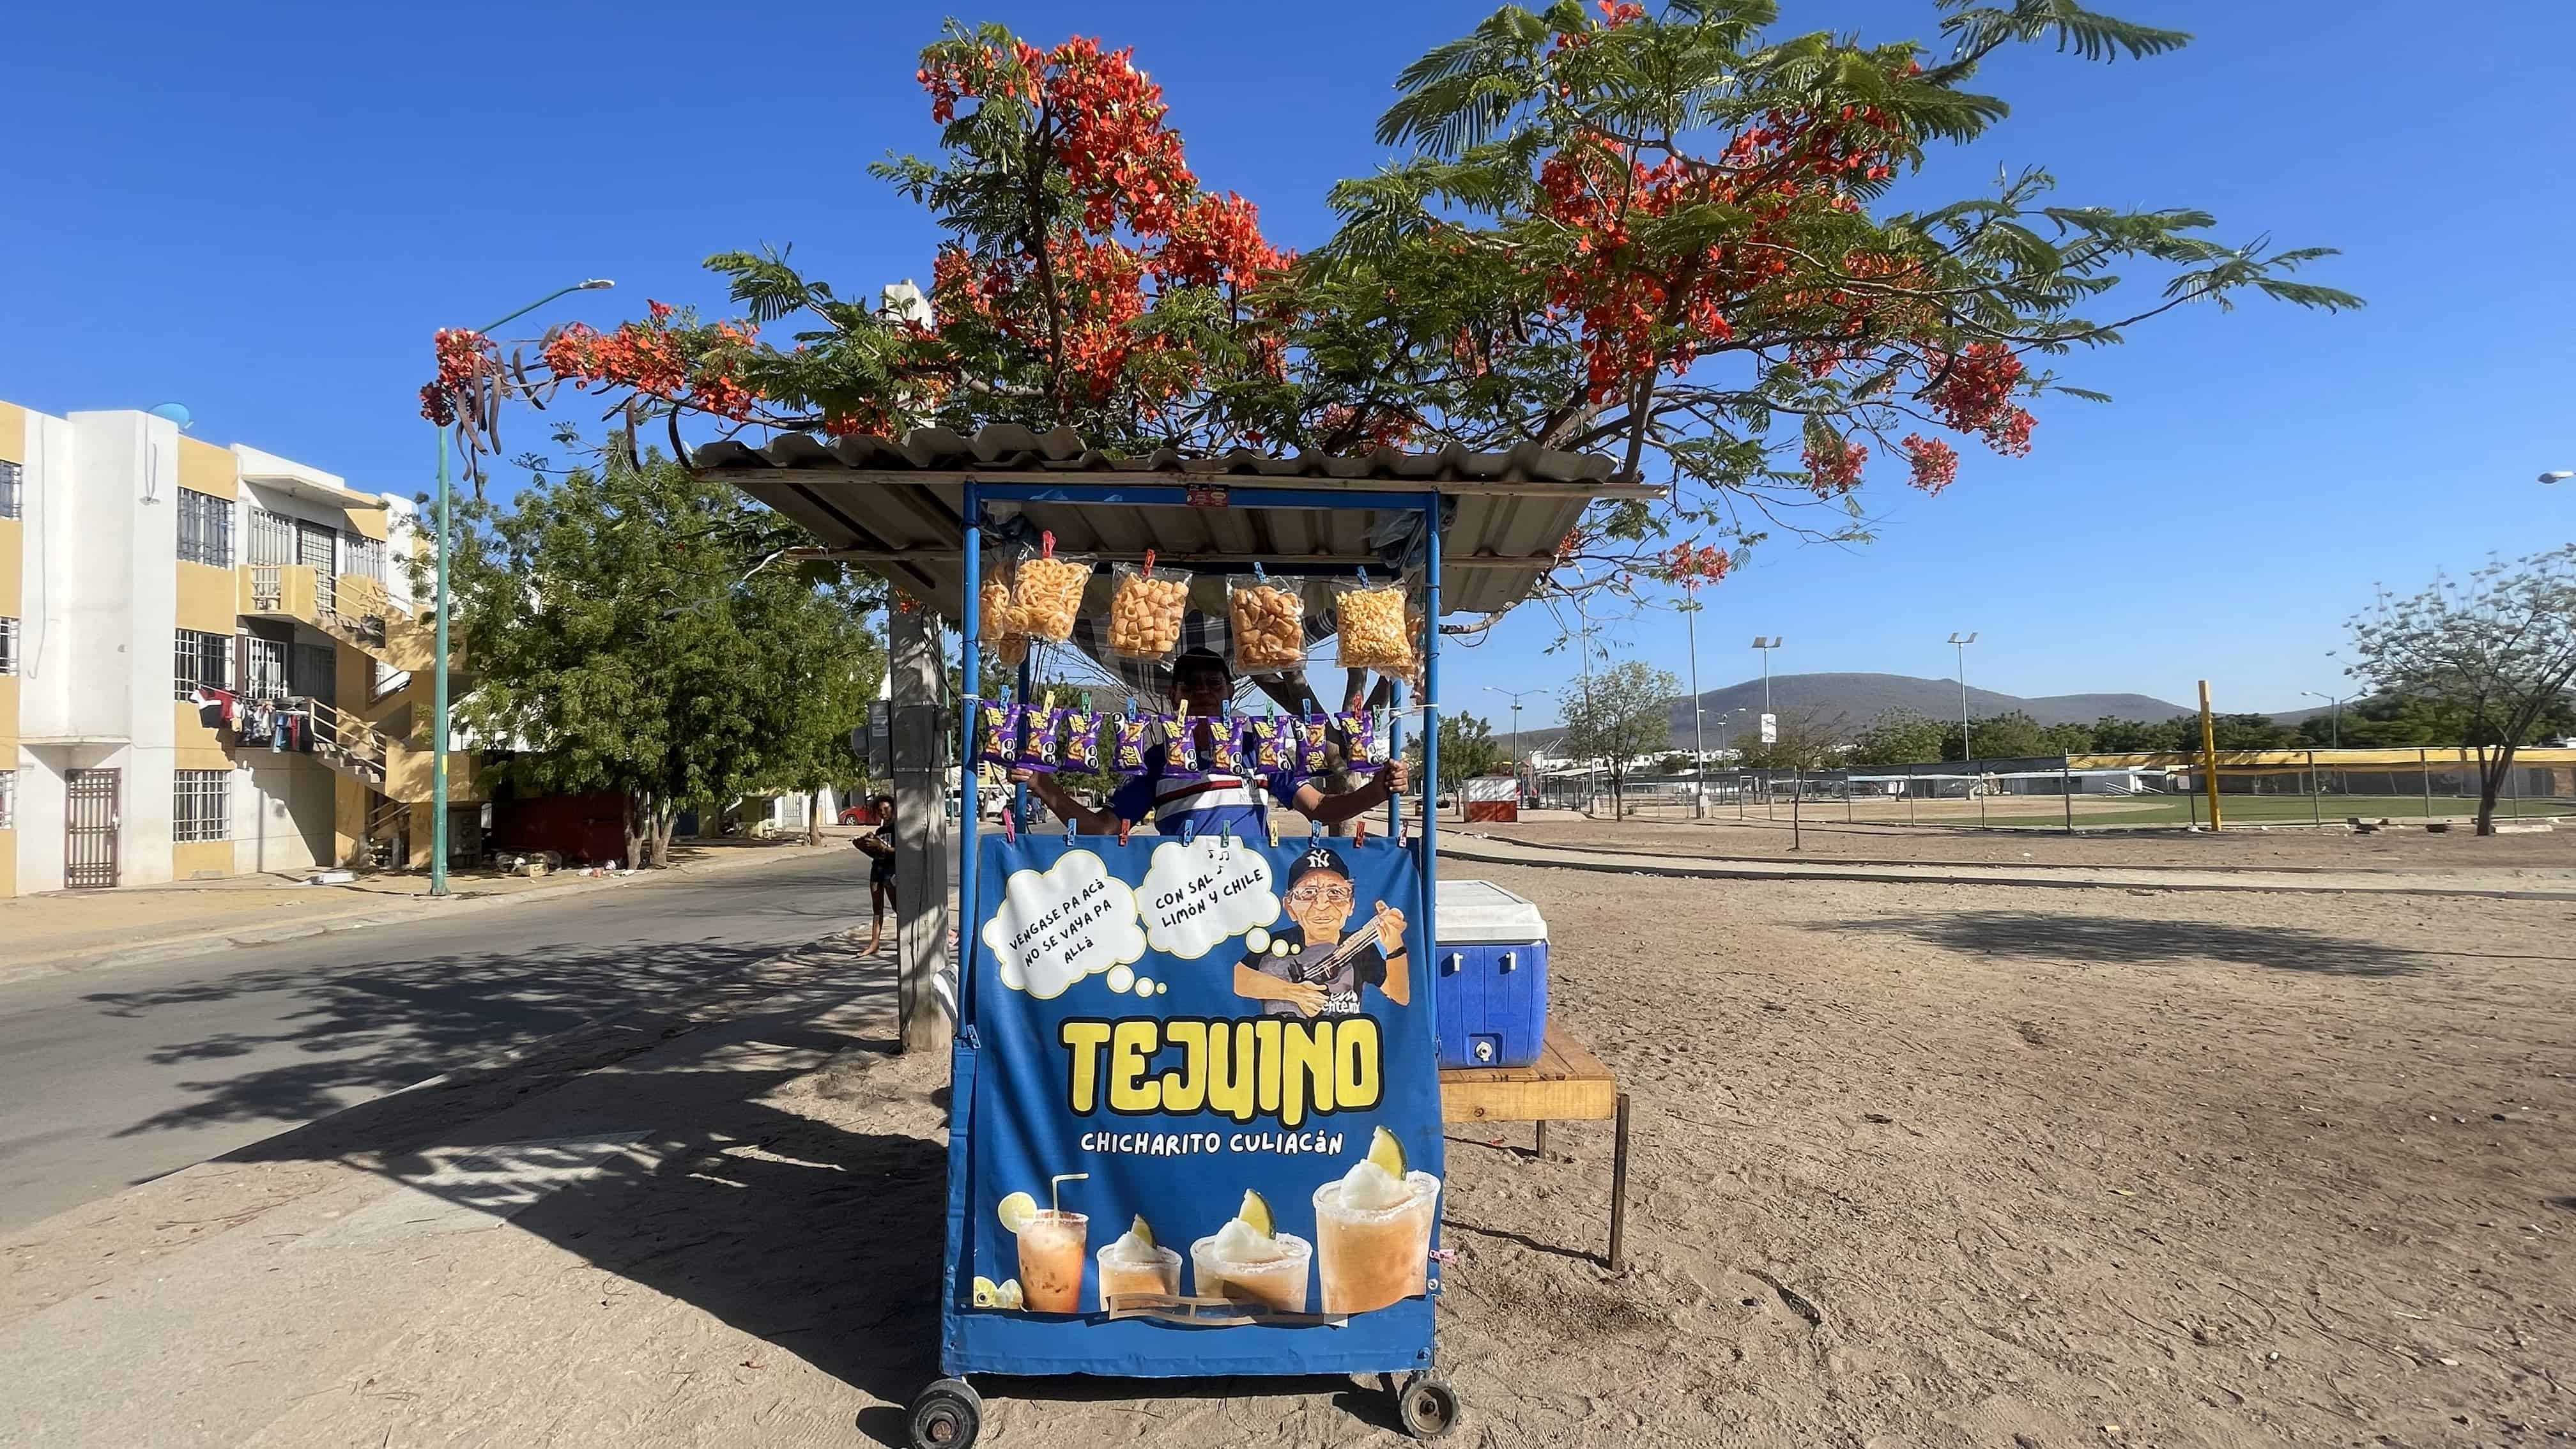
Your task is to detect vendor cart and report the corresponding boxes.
[689,431,1641,1448]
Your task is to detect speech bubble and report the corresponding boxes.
[981,850,1146,999]
[1138,837,1280,960]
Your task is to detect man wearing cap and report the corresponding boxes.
[1234,845,1411,1019]
[1015,648,1407,839]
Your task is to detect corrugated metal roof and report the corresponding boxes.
[688,425,1653,618]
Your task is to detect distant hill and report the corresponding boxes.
[1505,671,2193,751]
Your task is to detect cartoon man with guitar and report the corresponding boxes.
[1234,847,1410,1018]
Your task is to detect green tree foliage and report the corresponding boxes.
[1848,706,1947,764]
[2347,546,2576,834]
[2294,691,2576,749]
[1438,712,1508,794]
[1560,659,1682,815]
[433,450,883,867]
[1732,710,1843,771]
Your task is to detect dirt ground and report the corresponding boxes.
[1477,809,2576,873]
[842,865,2576,1446]
[8,863,2569,1447]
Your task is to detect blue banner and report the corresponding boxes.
[943,833,1443,1377]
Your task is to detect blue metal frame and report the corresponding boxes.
[946,477,1445,1380]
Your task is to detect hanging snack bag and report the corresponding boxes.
[1105,553,1192,663]
[1332,573,1416,673]
[1161,712,1206,772]
[1013,532,1092,643]
[972,696,1021,769]
[1246,712,1292,774]
[1061,700,1102,774]
[1206,710,1248,774]
[1110,711,1155,777]
[1227,571,1307,674]
[977,549,1026,649]
[1294,712,1333,778]
[1337,707,1386,769]
[1016,699,1065,774]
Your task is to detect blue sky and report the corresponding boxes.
[6,1,2571,724]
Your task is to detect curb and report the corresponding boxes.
[1435,838,2576,901]
[0,843,855,987]
[1460,831,2576,880]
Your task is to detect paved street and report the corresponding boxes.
[0,851,897,1232]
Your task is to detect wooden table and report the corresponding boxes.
[1439,1027,1632,1270]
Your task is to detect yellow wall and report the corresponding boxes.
[343,505,389,542]
[171,840,234,880]
[0,831,15,900]
[176,436,238,498]
[0,518,20,615]
[0,678,17,751]
[172,701,232,770]
[0,400,24,462]
[176,562,236,633]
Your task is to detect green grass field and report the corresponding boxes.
[1829,793,2574,829]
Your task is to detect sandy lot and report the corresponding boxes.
[1478,810,2576,872]
[9,864,2568,1447]
[829,865,2575,1446]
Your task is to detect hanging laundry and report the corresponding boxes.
[189,685,236,732]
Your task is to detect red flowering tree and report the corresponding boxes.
[422,3,2354,615]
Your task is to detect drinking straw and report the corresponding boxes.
[1050,1172,1089,1215]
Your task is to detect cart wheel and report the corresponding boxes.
[1397,1372,1461,1439]
[907,1377,982,1449]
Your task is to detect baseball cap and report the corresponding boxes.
[1285,845,1351,890]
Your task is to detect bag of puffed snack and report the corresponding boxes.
[1015,699,1064,774]
[1337,707,1385,768]
[1331,572,1415,673]
[1294,713,1333,777]
[1103,553,1192,664]
[1227,569,1307,675]
[1109,709,1155,778]
[1013,532,1092,643]
[1246,712,1292,774]
[1206,709,1248,774]
[1060,699,1102,774]
[972,696,1020,768]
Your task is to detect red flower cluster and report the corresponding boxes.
[919,37,1045,125]
[1660,540,1733,586]
[1156,192,1282,289]
[419,328,491,423]
[1317,403,1418,452]
[1802,434,1868,494]
[1043,36,1194,236]
[542,318,687,400]
[1919,342,2034,456]
[1899,433,1959,494]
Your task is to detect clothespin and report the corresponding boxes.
[1000,806,1018,843]
[1181,820,1199,845]
[1039,530,1056,559]
[1353,817,1368,845]
[1308,814,1325,842]
[1141,548,1156,579]
[1064,812,1078,845]
[1253,562,1269,585]
[1266,813,1280,848]
[1116,818,1133,846]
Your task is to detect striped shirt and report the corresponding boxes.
[1106,747,1298,838]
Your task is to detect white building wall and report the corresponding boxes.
[14,411,77,742]
[234,760,332,875]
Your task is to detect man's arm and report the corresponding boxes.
[1234,962,1327,1017]
[1013,770,1121,834]
[1291,760,1411,827]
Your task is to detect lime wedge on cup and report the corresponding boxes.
[1367,1126,1407,1178]
[1130,1214,1154,1248]
[1236,1189,1275,1237]
[997,1191,1039,1235]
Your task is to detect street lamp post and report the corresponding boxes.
[2299,688,2348,748]
[1484,685,1545,798]
[428,279,615,896]
[1682,592,1708,815]
[1946,632,1979,762]
[1750,636,1782,719]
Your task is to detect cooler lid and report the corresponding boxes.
[1434,878,1548,943]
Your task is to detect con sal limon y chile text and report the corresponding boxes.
[1060,1016,1383,1130]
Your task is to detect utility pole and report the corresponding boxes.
[2197,678,2224,831]
[1751,636,1782,718]
[1485,685,1544,797]
[1683,590,1708,816]
[2299,688,2347,748]
[1947,632,1978,763]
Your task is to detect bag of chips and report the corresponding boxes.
[977,554,1027,650]
[1246,713,1292,774]
[1331,574,1415,673]
[1104,554,1192,663]
[1337,707,1385,769]
[972,697,1020,768]
[1227,572,1307,675]
[1110,712,1155,777]
[1060,701,1102,774]
[1206,710,1248,774]
[1294,713,1333,777]
[1163,712,1207,772]
[1015,700,1064,773]
[1013,532,1092,643]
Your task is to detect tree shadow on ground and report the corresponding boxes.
[1814,910,2430,977]
[84,937,806,1140]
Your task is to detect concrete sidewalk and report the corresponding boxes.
[1438,832,2576,900]
[0,928,945,1448]
[0,837,858,984]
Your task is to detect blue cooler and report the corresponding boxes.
[1432,879,1549,1068]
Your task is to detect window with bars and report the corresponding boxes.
[0,615,17,676]
[238,632,289,700]
[0,459,20,519]
[176,487,234,567]
[173,770,231,842]
[174,627,231,700]
[0,770,15,829]
[248,507,295,565]
[346,533,386,583]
